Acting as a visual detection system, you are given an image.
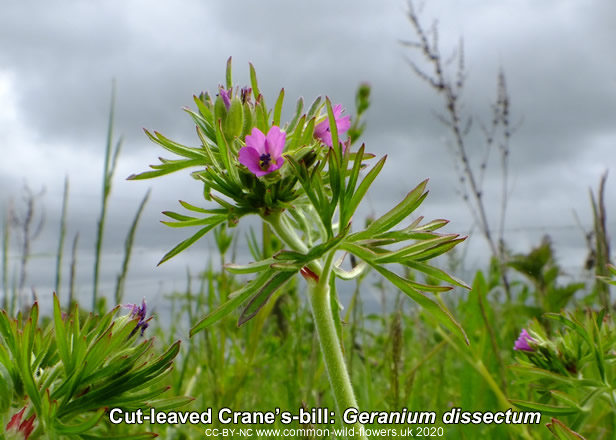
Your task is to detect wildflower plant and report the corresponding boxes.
[0,295,187,439]
[130,58,469,437]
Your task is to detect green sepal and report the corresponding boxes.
[254,95,269,134]
[191,95,216,141]
[224,96,244,142]
[241,101,254,138]
[214,119,240,186]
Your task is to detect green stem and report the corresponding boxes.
[266,212,367,439]
[308,279,366,437]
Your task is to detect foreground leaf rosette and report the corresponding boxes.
[0,296,189,438]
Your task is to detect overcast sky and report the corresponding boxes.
[1,0,614,312]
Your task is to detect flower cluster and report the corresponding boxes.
[129,58,366,265]
[237,104,351,177]
[513,324,579,375]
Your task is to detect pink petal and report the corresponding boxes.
[332,104,343,118]
[266,126,286,157]
[314,118,329,139]
[314,105,351,147]
[336,114,351,134]
[238,147,263,175]
[245,128,267,155]
[320,132,333,147]
[270,156,285,172]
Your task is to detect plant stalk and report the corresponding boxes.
[266,212,367,439]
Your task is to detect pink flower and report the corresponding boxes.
[239,126,286,177]
[314,104,351,147]
[513,329,535,352]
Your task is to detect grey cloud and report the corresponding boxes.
[1,0,614,302]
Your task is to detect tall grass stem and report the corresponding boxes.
[55,176,69,297]
[93,81,123,310]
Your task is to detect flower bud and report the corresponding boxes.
[224,96,244,144]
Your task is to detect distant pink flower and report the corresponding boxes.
[314,104,351,147]
[239,126,286,177]
[513,329,535,352]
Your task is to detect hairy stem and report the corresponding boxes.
[307,277,366,437]
[266,212,367,439]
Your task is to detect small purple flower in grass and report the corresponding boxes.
[123,298,151,337]
[239,126,286,177]
[513,329,535,352]
[314,104,351,148]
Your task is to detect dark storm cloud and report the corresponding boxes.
[1,0,614,301]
